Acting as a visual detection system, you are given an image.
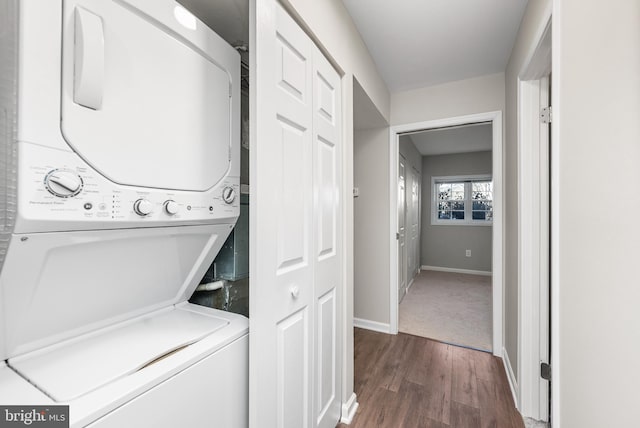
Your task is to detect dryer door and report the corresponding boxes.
[60,0,237,191]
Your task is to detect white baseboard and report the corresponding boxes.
[502,347,520,409]
[421,265,492,277]
[353,317,391,334]
[340,392,359,424]
[407,277,414,291]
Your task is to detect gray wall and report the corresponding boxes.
[354,126,390,325]
[421,151,492,272]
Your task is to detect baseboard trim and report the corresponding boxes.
[340,392,359,424]
[353,318,391,334]
[407,277,414,291]
[502,347,520,408]
[421,265,492,277]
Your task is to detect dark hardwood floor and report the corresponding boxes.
[337,328,524,428]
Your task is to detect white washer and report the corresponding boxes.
[0,0,246,426]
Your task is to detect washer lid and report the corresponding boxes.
[0,224,232,361]
[9,307,228,402]
[60,0,239,191]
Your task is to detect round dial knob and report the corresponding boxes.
[164,200,179,215]
[133,199,153,216]
[222,187,236,204]
[44,169,83,198]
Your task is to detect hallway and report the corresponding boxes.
[338,329,523,428]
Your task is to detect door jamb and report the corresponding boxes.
[388,111,504,357]
[517,16,552,422]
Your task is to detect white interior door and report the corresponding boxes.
[398,156,406,301]
[312,42,343,428]
[405,168,412,285]
[410,169,420,278]
[250,2,342,427]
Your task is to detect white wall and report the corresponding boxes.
[553,1,640,426]
[504,0,552,391]
[354,126,390,326]
[391,73,505,125]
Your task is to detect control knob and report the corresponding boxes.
[222,186,236,204]
[164,200,179,215]
[133,199,153,216]
[44,169,83,198]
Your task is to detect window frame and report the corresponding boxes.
[431,174,493,226]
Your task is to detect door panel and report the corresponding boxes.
[251,3,342,428]
[312,44,342,428]
[411,170,420,278]
[316,289,336,425]
[276,120,311,272]
[251,3,314,427]
[408,172,413,280]
[317,137,336,259]
[277,309,309,428]
[398,157,406,301]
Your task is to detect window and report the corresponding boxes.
[432,175,493,225]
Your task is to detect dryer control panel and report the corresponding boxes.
[16,143,240,234]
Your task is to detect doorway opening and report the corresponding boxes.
[398,124,494,352]
[389,112,504,357]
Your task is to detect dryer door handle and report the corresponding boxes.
[74,7,104,110]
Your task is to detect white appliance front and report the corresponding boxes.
[7,304,249,428]
[14,0,240,235]
[0,224,233,358]
[0,0,246,426]
[60,0,233,192]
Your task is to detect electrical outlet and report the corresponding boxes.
[465,250,471,257]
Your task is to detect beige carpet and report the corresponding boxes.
[399,270,492,352]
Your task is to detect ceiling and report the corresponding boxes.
[403,123,492,156]
[341,0,529,92]
[178,0,528,95]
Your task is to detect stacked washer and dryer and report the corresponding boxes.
[0,0,248,426]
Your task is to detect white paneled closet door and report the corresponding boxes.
[312,41,342,428]
[250,2,342,428]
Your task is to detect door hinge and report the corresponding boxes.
[540,362,551,381]
[541,106,552,124]
[396,232,400,240]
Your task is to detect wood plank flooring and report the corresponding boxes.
[338,328,524,428]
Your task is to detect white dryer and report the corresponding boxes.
[0,0,247,426]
